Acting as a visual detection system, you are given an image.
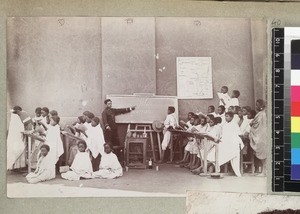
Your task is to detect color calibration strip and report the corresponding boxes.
[291,39,300,180]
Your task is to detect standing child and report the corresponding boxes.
[26,144,55,184]
[217,105,226,126]
[61,140,93,180]
[158,106,178,163]
[32,107,43,130]
[217,86,231,108]
[81,117,105,171]
[45,115,64,171]
[227,90,240,108]
[93,143,123,179]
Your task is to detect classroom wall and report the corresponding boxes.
[7,17,266,123]
[155,18,264,119]
[7,17,102,118]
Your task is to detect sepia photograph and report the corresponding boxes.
[6,17,268,197]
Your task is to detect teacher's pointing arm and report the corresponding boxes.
[114,106,136,115]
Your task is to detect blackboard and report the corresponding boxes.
[106,94,178,124]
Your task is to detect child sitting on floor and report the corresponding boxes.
[61,140,94,181]
[93,143,123,179]
[26,144,55,184]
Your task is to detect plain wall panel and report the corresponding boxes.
[155,18,258,119]
[7,17,102,118]
[101,17,156,104]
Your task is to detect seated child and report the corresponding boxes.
[26,144,55,184]
[207,105,217,117]
[207,112,244,177]
[93,143,123,179]
[45,116,64,169]
[81,117,105,171]
[61,140,93,181]
[32,107,43,130]
[217,105,226,126]
[158,106,178,163]
[40,107,50,127]
[217,86,231,107]
[227,90,240,108]
[179,112,195,130]
[228,106,240,124]
[191,117,221,175]
[177,115,200,166]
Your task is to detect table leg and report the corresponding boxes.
[203,138,208,174]
[28,136,32,173]
[170,132,173,162]
[149,132,156,162]
[157,132,162,159]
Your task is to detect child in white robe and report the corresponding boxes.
[207,112,243,177]
[45,116,64,170]
[227,90,240,108]
[61,140,93,180]
[217,86,231,108]
[217,105,226,126]
[81,117,105,171]
[93,143,123,179]
[26,144,55,184]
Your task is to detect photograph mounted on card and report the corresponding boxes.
[6,17,268,198]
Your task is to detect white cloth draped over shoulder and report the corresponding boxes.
[45,124,64,165]
[85,124,105,158]
[7,113,26,170]
[93,152,123,179]
[26,154,55,183]
[61,152,93,181]
[207,120,244,177]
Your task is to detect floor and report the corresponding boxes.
[7,164,267,198]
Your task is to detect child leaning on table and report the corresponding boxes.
[26,144,55,184]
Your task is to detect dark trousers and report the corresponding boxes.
[104,128,120,146]
[91,153,101,172]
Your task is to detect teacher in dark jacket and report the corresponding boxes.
[102,99,136,147]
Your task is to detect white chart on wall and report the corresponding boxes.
[176,57,213,99]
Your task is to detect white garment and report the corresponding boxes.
[61,152,93,181]
[93,152,123,179]
[209,112,218,117]
[232,114,240,124]
[26,154,55,184]
[45,124,64,165]
[218,92,231,107]
[86,124,105,158]
[207,120,243,177]
[217,113,226,126]
[227,98,239,108]
[240,116,250,135]
[7,113,25,170]
[197,125,221,159]
[161,113,178,150]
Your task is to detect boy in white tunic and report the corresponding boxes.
[157,106,178,163]
[93,143,123,179]
[44,116,64,172]
[61,140,93,180]
[26,144,55,184]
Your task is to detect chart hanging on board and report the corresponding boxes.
[176,57,213,99]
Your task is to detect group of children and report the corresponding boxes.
[159,86,263,177]
[7,106,123,184]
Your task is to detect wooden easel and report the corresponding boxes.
[125,124,160,162]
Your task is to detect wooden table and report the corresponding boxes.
[169,129,219,174]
